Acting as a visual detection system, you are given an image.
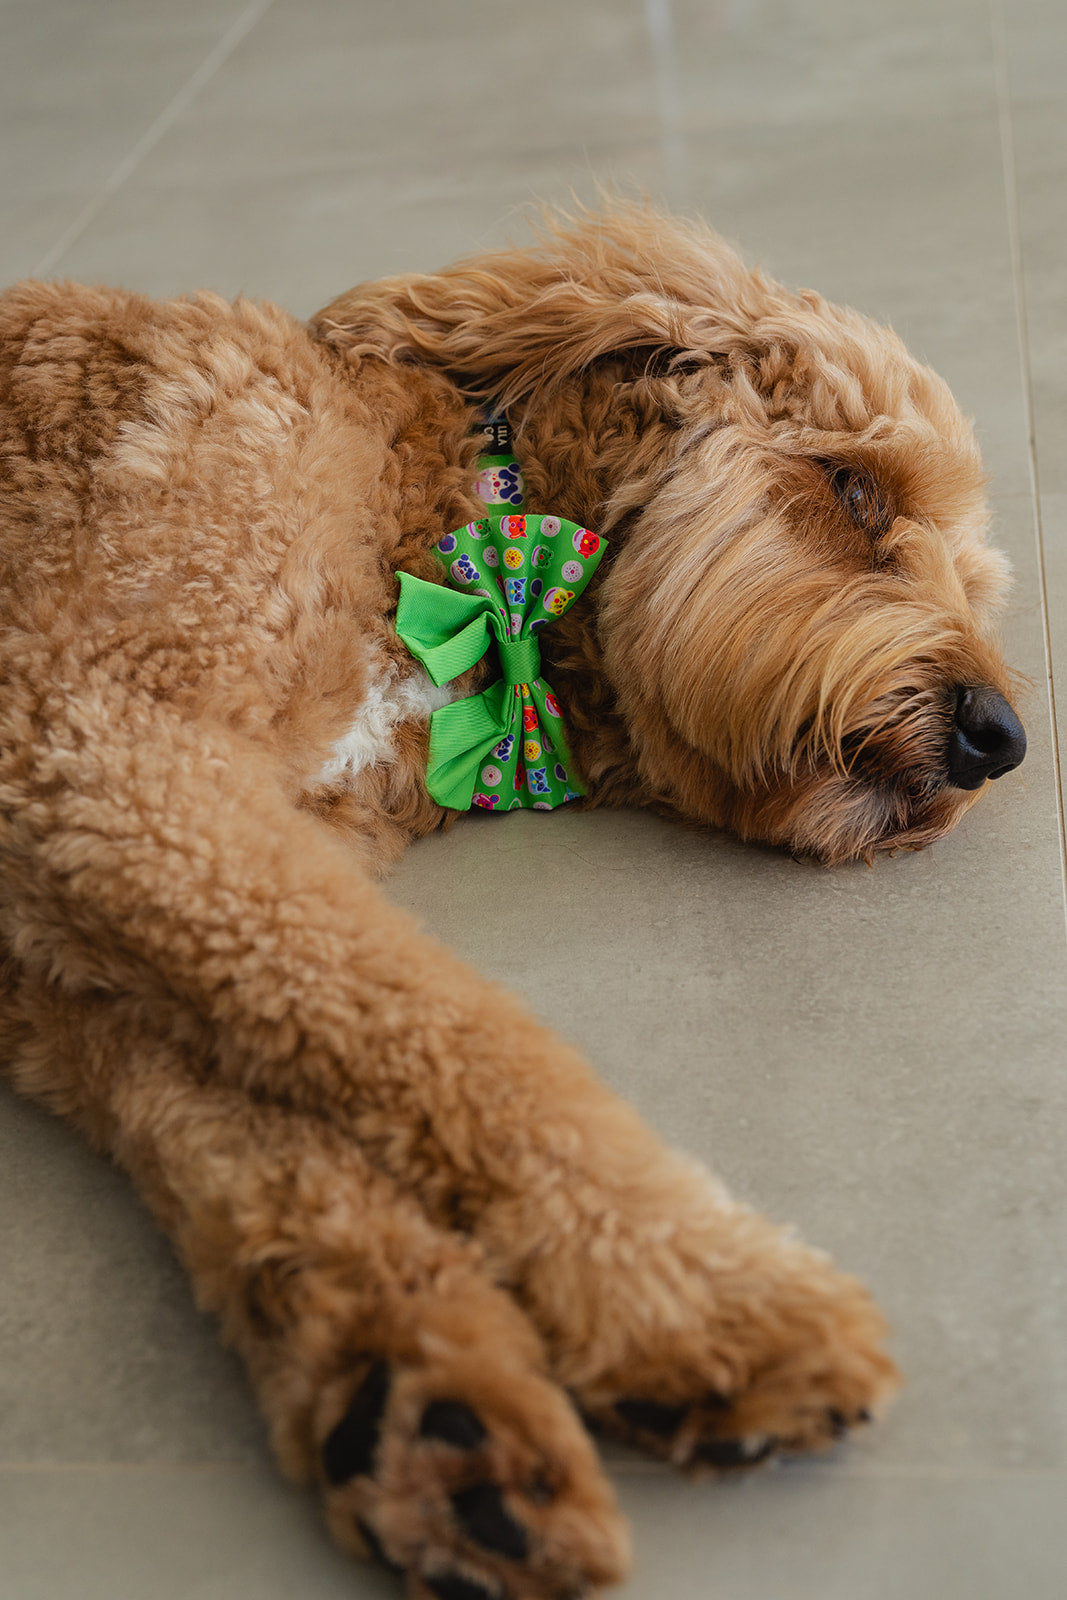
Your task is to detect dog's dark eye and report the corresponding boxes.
[829,467,891,535]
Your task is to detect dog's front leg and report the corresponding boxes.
[0,966,628,1600]
[14,696,898,1480]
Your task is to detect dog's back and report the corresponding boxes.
[0,282,476,786]
[0,281,347,641]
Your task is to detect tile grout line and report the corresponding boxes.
[987,0,1067,943]
[0,1461,263,1474]
[31,0,277,280]
[611,1462,1067,1481]
[1,1459,1065,1481]
[643,0,689,208]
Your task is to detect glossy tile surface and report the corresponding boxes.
[1,0,1065,1595]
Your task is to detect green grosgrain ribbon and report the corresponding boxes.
[395,507,606,811]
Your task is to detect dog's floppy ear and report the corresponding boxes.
[310,206,780,409]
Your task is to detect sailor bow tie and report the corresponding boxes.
[396,491,605,812]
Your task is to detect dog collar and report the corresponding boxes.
[395,415,605,812]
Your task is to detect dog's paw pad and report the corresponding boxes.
[319,1353,628,1600]
[451,1483,529,1560]
[421,1399,489,1449]
[423,1574,500,1600]
[613,1396,688,1436]
[526,1473,555,1506]
[322,1358,390,1484]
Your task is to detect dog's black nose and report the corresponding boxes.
[947,686,1026,790]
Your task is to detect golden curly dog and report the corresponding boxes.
[0,209,1025,1599]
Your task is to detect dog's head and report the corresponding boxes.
[315,207,1025,863]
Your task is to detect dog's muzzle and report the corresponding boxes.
[946,686,1027,790]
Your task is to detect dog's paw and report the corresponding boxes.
[558,1220,900,1474]
[602,1348,888,1474]
[317,1351,629,1598]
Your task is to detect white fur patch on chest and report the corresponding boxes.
[316,663,454,785]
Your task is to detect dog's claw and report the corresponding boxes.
[692,1435,777,1470]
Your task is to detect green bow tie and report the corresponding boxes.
[396,508,606,811]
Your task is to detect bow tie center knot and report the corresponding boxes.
[497,634,542,687]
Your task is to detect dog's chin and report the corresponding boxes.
[634,693,986,864]
[729,767,980,866]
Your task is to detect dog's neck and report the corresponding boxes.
[501,365,677,532]
[354,354,672,814]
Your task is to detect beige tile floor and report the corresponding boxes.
[1,1,1065,1596]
